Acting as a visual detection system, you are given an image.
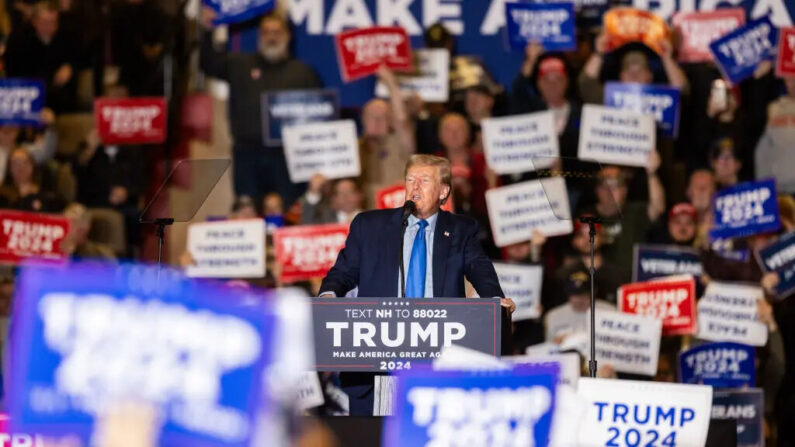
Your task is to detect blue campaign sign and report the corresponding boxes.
[711,389,764,447]
[504,2,576,52]
[756,231,795,298]
[8,262,276,446]
[604,82,682,137]
[0,79,44,126]
[709,15,778,85]
[678,342,755,388]
[711,178,780,240]
[261,88,340,146]
[633,244,702,282]
[384,364,559,447]
[204,0,276,25]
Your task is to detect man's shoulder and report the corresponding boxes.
[352,208,401,226]
[442,211,479,231]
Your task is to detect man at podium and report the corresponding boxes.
[320,154,515,414]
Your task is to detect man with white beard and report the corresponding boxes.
[200,9,321,206]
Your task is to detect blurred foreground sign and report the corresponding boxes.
[8,263,276,447]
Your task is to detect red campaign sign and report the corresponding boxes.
[776,27,795,77]
[672,9,745,63]
[181,93,213,143]
[0,210,70,265]
[94,97,167,145]
[604,8,670,56]
[274,223,349,283]
[375,183,454,212]
[0,414,44,446]
[335,26,413,82]
[618,276,697,336]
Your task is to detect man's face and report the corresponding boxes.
[332,180,363,214]
[439,116,469,153]
[362,100,390,137]
[405,165,449,218]
[33,9,59,43]
[569,293,589,312]
[464,90,494,121]
[537,73,567,105]
[620,64,653,84]
[686,171,715,212]
[258,19,289,62]
[668,214,696,243]
[596,167,627,211]
[9,151,33,184]
[711,150,741,183]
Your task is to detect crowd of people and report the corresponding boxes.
[0,0,793,444]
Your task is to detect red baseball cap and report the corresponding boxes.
[669,202,697,221]
[538,57,567,80]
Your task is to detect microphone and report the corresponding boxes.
[402,200,416,224]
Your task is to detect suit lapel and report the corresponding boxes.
[433,211,451,298]
[383,209,403,296]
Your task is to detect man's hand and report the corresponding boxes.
[761,272,780,296]
[376,64,398,87]
[501,297,516,314]
[658,37,674,60]
[53,64,73,87]
[646,150,661,175]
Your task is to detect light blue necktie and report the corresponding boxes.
[405,219,428,298]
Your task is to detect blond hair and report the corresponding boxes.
[405,154,452,187]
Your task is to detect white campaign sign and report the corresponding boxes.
[585,310,662,377]
[481,111,559,175]
[492,262,543,320]
[375,49,450,102]
[486,177,573,247]
[578,104,656,168]
[186,219,266,278]
[294,371,324,411]
[697,281,768,346]
[283,119,361,182]
[577,378,713,447]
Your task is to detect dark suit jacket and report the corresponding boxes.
[320,208,504,298]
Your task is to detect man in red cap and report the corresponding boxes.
[666,202,698,247]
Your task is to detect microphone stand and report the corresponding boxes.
[579,215,601,378]
[399,212,411,298]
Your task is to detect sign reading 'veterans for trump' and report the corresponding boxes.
[273,223,349,283]
[8,262,276,446]
[0,210,70,265]
[312,298,502,372]
[633,244,702,282]
[756,231,795,298]
[94,97,167,145]
[618,275,697,336]
[335,26,412,82]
